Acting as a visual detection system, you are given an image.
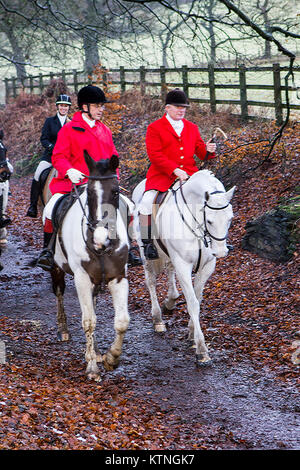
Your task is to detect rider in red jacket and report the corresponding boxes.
[37,85,141,270]
[139,88,216,259]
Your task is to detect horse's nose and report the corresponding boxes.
[212,246,228,258]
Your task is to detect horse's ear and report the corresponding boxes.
[205,191,210,201]
[110,154,119,172]
[226,186,236,202]
[84,150,96,171]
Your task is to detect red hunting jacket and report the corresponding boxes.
[145,114,215,192]
[49,111,119,194]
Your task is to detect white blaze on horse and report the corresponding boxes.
[132,170,235,366]
[48,152,129,381]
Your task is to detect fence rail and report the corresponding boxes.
[4,64,300,125]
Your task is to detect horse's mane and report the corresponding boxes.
[189,170,225,193]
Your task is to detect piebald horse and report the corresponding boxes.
[132,170,235,366]
[49,152,129,381]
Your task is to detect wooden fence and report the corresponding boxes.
[4,64,300,125]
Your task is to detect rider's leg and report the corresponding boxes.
[36,218,56,271]
[26,161,52,218]
[138,190,158,260]
[36,193,63,271]
[119,194,142,266]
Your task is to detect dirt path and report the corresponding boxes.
[0,234,299,450]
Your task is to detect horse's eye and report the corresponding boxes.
[207,220,212,225]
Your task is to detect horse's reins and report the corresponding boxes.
[170,180,230,271]
[71,173,119,292]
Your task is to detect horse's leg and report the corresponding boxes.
[144,260,166,333]
[103,277,130,371]
[92,288,102,363]
[163,264,180,312]
[173,259,211,365]
[74,270,100,381]
[50,266,69,341]
[190,257,216,341]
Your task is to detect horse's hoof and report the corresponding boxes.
[162,304,173,314]
[57,332,70,342]
[87,371,102,382]
[154,322,166,333]
[102,353,120,371]
[196,354,212,367]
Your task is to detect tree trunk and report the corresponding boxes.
[83,33,100,76]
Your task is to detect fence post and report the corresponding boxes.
[140,66,146,95]
[12,78,17,98]
[208,62,216,113]
[39,73,44,93]
[29,76,34,94]
[273,63,283,126]
[160,66,167,100]
[102,67,108,91]
[120,66,125,93]
[4,78,9,103]
[73,69,78,93]
[182,65,189,97]
[239,65,248,120]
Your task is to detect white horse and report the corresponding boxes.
[48,152,130,382]
[132,170,235,366]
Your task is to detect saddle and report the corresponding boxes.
[151,190,172,258]
[150,186,202,272]
[52,187,85,231]
[39,167,52,192]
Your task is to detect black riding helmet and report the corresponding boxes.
[56,94,72,105]
[77,85,110,109]
[165,88,190,107]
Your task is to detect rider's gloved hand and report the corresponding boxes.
[66,168,85,184]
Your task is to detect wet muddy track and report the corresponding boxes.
[1,235,299,450]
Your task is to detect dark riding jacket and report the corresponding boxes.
[40,114,68,163]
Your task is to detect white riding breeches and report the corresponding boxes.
[42,193,64,224]
[34,161,52,181]
[138,190,157,215]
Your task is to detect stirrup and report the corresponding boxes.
[26,205,38,218]
[128,247,142,266]
[36,249,54,271]
[143,241,159,260]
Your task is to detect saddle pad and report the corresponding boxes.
[52,187,85,231]
[38,167,52,193]
[152,191,168,221]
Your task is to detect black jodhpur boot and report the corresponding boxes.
[26,179,40,218]
[36,231,56,271]
[139,213,159,260]
[128,245,143,266]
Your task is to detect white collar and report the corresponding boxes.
[166,113,184,135]
[57,112,67,126]
[82,112,96,128]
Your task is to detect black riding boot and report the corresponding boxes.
[142,239,159,260]
[36,231,56,271]
[139,213,159,260]
[128,245,143,266]
[26,179,40,218]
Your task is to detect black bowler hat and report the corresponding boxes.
[165,88,190,107]
[77,85,110,109]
